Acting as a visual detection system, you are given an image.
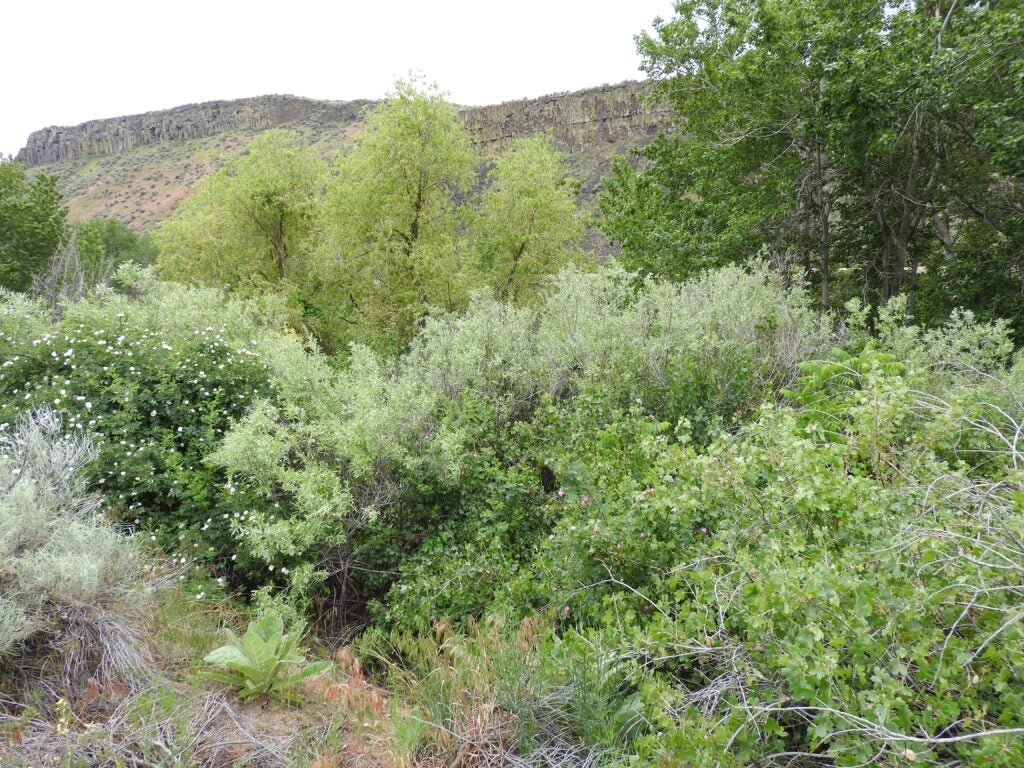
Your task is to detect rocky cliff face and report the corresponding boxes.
[463,81,669,154]
[18,82,668,167]
[16,95,374,166]
[16,82,671,231]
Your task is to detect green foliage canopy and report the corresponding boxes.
[76,217,157,274]
[156,129,325,293]
[600,0,1024,326]
[0,160,67,293]
[318,81,476,353]
[471,136,585,303]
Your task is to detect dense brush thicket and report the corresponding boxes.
[0,39,1021,763]
[207,260,825,624]
[4,254,1020,766]
[361,303,1024,767]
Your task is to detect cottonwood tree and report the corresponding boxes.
[600,0,854,304]
[0,160,66,293]
[601,0,1023,324]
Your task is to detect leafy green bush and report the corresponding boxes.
[0,270,304,589]
[0,160,66,293]
[504,345,1024,766]
[352,310,1023,766]
[203,611,329,702]
[212,261,827,623]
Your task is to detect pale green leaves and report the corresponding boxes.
[471,136,585,304]
[318,81,476,353]
[156,129,326,292]
[203,611,330,702]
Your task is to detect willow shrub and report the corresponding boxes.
[212,260,828,623]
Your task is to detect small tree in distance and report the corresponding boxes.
[472,135,584,304]
[0,160,67,293]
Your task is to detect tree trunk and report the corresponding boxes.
[933,213,955,260]
[820,202,831,312]
[273,214,287,281]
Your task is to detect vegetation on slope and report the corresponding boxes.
[0,3,1021,765]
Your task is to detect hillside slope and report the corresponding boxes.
[18,82,670,231]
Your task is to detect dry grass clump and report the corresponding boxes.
[0,689,291,767]
[357,617,609,768]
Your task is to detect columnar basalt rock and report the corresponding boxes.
[17,83,668,167]
[16,96,374,166]
[462,81,669,154]
[15,82,671,231]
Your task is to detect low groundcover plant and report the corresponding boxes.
[203,610,330,702]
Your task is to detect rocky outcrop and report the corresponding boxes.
[16,95,374,166]
[462,81,669,154]
[17,82,669,166]
[16,82,673,233]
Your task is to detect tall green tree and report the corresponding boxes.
[318,81,476,354]
[471,136,584,304]
[600,0,858,302]
[601,0,1024,323]
[156,130,325,291]
[0,160,66,293]
[823,0,1023,310]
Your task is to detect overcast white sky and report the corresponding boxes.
[1,0,672,159]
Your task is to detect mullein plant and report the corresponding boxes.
[203,610,330,703]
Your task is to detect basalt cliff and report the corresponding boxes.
[17,81,671,230]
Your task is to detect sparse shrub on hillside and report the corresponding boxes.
[0,407,149,696]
